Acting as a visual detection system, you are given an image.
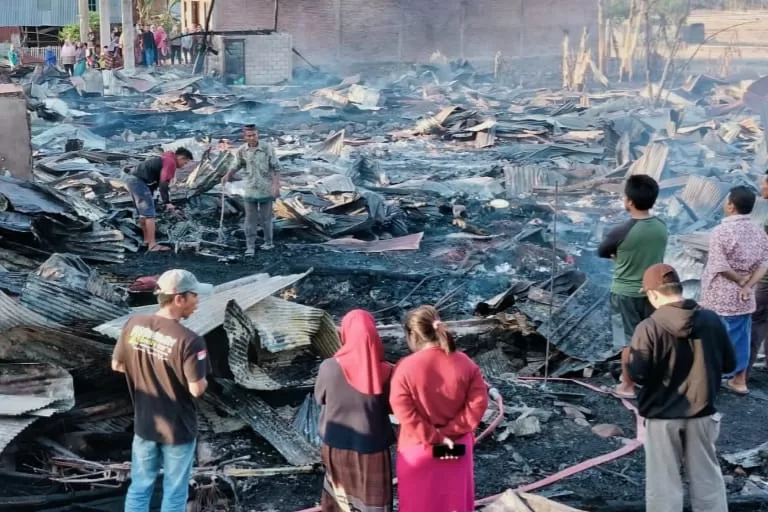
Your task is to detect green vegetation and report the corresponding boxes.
[58,11,100,42]
[604,0,692,21]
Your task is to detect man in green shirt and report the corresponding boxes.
[221,125,281,256]
[598,175,668,398]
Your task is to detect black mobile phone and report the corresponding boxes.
[432,443,466,459]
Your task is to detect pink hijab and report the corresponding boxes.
[334,309,392,395]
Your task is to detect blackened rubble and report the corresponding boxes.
[2,59,768,511]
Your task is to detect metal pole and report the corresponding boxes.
[99,0,111,55]
[78,0,90,43]
[121,0,135,70]
[543,183,559,387]
[273,0,279,31]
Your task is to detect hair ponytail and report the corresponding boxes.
[433,321,456,354]
[404,305,456,354]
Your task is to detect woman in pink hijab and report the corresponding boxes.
[314,309,395,512]
[154,25,169,65]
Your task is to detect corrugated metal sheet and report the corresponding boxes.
[0,290,54,333]
[0,417,38,456]
[0,0,78,31]
[21,275,130,328]
[536,279,615,362]
[212,380,320,466]
[320,232,423,253]
[676,232,711,253]
[679,176,729,221]
[224,300,302,391]
[503,164,567,197]
[0,0,122,26]
[246,296,340,356]
[0,271,27,295]
[0,326,113,380]
[0,175,73,215]
[627,141,669,182]
[665,243,706,283]
[94,270,314,339]
[0,363,74,455]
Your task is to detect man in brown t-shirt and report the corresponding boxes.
[112,269,212,512]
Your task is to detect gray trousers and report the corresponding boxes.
[244,199,273,249]
[645,415,728,512]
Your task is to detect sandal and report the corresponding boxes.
[612,386,637,399]
[147,244,170,252]
[724,379,749,395]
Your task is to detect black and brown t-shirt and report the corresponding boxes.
[113,314,210,445]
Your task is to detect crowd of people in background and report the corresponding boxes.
[134,23,199,68]
[7,22,204,76]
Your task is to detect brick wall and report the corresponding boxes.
[195,0,596,66]
[210,33,292,85]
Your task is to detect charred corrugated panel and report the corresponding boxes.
[0,271,26,296]
[34,254,128,306]
[0,290,54,332]
[536,280,615,362]
[665,243,706,283]
[95,270,313,339]
[0,417,38,456]
[21,275,130,328]
[246,297,340,356]
[0,176,74,216]
[679,175,728,221]
[503,164,567,197]
[0,363,75,455]
[0,363,75,414]
[626,141,669,182]
[0,326,112,382]
[0,211,33,232]
[212,380,321,466]
[292,393,321,448]
[224,300,313,391]
[676,232,711,253]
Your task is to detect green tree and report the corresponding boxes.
[58,11,101,42]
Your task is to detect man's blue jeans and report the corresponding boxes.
[125,435,196,512]
[143,47,156,67]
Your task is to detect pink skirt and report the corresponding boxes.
[396,433,475,512]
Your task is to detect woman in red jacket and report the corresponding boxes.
[390,305,488,512]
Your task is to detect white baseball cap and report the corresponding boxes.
[155,269,213,296]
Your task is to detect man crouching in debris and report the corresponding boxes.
[628,264,734,512]
[122,147,193,252]
[111,269,213,511]
[598,175,667,399]
[221,124,280,255]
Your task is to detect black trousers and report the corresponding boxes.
[749,281,768,380]
[170,45,182,64]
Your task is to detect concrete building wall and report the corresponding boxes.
[0,85,32,180]
[196,0,596,66]
[210,32,293,85]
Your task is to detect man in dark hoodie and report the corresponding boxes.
[628,263,735,512]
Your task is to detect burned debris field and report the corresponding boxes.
[4,59,768,512]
